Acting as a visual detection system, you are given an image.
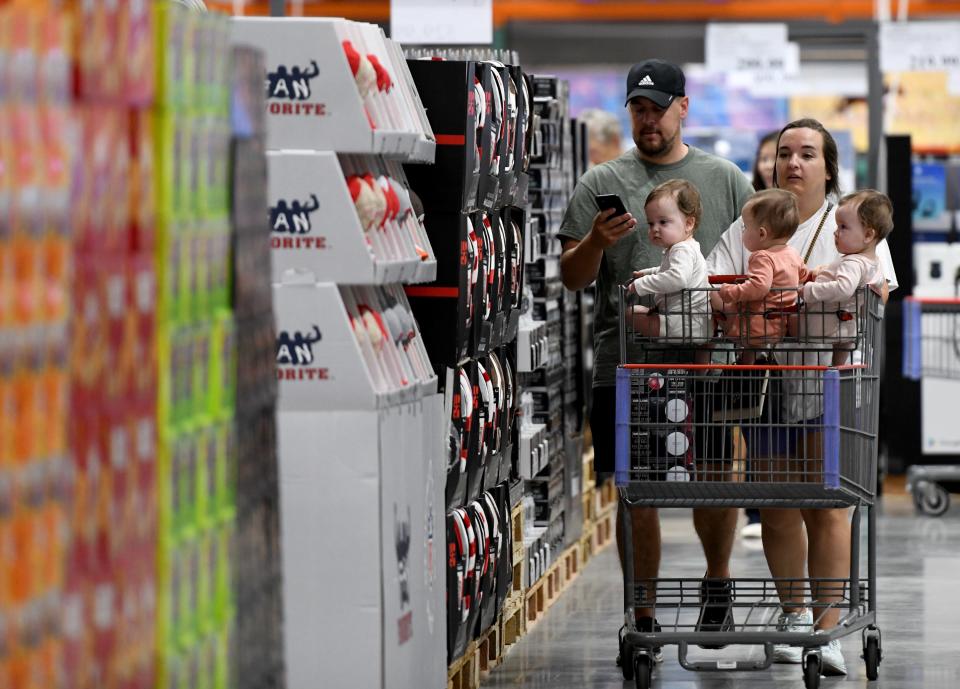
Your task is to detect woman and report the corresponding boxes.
[752,130,778,192]
[707,118,897,676]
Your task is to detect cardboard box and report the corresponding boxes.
[277,394,445,689]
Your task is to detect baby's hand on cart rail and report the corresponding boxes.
[718,284,739,303]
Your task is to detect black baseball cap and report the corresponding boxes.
[625,59,685,108]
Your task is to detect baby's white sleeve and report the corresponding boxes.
[633,244,696,296]
[803,258,861,303]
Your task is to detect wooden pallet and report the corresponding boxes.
[501,594,526,648]
[478,616,505,675]
[592,506,615,552]
[599,477,617,512]
[447,640,480,689]
[582,447,595,486]
[510,500,524,564]
[523,542,582,630]
[582,484,597,526]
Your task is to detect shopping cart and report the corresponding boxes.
[902,296,960,515]
[614,279,885,689]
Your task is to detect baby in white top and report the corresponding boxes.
[629,179,712,351]
[802,189,892,366]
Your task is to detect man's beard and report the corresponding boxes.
[635,128,678,157]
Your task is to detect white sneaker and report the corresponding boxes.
[772,609,813,664]
[740,521,762,539]
[820,639,848,676]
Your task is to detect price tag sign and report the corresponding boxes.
[727,42,801,94]
[880,21,960,73]
[706,23,794,74]
[391,0,493,45]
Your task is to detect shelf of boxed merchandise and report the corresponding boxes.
[230,16,447,689]
[230,44,286,689]
[151,7,243,689]
[400,49,534,685]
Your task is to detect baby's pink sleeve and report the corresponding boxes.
[728,251,775,302]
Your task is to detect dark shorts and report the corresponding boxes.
[589,386,617,485]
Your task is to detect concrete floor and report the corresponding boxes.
[484,494,960,688]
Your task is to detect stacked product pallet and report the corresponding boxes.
[231,17,446,689]
[0,10,73,689]
[519,75,588,584]
[401,48,533,671]
[153,7,237,689]
[228,47,284,689]
[68,3,160,688]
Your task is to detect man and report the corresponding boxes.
[558,59,753,661]
[578,108,624,167]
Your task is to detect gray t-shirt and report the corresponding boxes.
[558,145,753,387]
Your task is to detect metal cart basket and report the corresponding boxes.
[902,296,960,515]
[614,281,884,689]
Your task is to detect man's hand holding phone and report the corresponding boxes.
[589,194,637,249]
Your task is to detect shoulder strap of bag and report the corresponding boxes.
[802,203,834,264]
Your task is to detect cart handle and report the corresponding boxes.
[621,363,867,371]
[905,296,960,305]
[708,275,747,284]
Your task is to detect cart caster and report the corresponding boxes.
[620,648,634,680]
[802,650,821,689]
[915,481,950,517]
[633,653,652,689]
[618,627,633,680]
[862,627,882,681]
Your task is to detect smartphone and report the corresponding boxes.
[595,193,629,218]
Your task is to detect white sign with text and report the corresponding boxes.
[390,0,493,45]
[880,21,960,73]
[706,23,794,74]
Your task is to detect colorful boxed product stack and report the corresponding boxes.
[0,9,72,689]
[153,6,237,689]
[228,45,284,689]
[65,1,159,688]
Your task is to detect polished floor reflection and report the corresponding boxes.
[484,495,960,688]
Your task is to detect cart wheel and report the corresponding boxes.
[918,483,950,517]
[864,633,881,680]
[620,645,634,681]
[803,653,821,689]
[633,654,652,689]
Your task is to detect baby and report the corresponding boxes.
[714,189,807,364]
[802,190,891,365]
[629,179,711,350]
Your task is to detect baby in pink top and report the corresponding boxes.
[802,190,892,365]
[714,189,807,364]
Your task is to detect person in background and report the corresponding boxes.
[579,108,624,167]
[741,129,779,539]
[752,130,778,192]
[559,59,753,663]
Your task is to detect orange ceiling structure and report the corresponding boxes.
[208,0,960,25]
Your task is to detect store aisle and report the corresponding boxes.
[484,496,960,688]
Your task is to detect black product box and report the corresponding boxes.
[405,59,481,213]
[630,369,695,479]
[406,212,479,368]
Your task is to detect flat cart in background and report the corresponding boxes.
[903,296,960,516]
